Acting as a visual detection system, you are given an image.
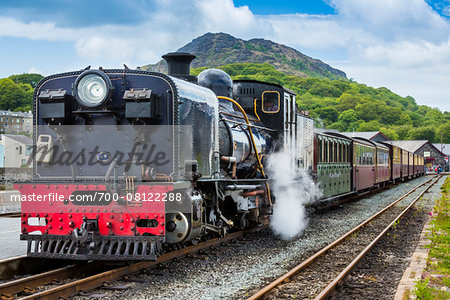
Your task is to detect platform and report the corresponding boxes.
[0,190,21,214]
[0,217,26,259]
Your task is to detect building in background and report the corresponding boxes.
[0,110,33,134]
[0,134,32,168]
[391,140,446,170]
[432,143,449,171]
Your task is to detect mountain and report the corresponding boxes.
[143,32,346,79]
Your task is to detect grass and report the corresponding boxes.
[413,176,450,299]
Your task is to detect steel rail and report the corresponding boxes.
[0,256,68,281]
[0,262,105,297]
[315,175,442,299]
[248,175,437,300]
[16,225,266,300]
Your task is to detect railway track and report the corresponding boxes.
[248,175,442,300]
[0,226,267,299]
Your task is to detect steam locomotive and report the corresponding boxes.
[16,53,313,260]
[16,52,424,261]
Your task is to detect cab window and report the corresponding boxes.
[262,91,280,113]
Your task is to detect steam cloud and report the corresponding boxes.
[267,151,321,240]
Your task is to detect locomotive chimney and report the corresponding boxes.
[162,52,197,83]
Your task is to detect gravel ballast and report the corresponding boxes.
[330,175,445,300]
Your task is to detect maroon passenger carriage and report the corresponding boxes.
[400,148,409,180]
[373,142,390,187]
[351,137,376,192]
[388,143,402,183]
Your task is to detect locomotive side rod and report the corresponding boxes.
[17,225,267,300]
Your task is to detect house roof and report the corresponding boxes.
[389,140,428,153]
[432,143,449,156]
[0,110,32,118]
[340,131,391,141]
[4,134,32,146]
[389,140,446,156]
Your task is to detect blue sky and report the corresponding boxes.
[233,0,336,15]
[0,0,449,111]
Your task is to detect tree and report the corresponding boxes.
[392,125,414,140]
[318,107,339,124]
[409,112,423,127]
[337,93,361,112]
[435,121,450,143]
[309,82,342,97]
[0,78,29,110]
[379,127,399,140]
[331,109,360,131]
[338,109,358,124]
[423,109,444,127]
[358,120,382,131]
[355,100,384,122]
[407,126,436,141]
[8,73,44,88]
[398,113,413,126]
[381,106,403,125]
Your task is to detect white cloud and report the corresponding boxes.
[27,67,43,74]
[328,0,447,41]
[0,17,77,41]
[444,5,450,17]
[262,14,369,50]
[360,38,450,68]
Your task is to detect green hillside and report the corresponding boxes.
[1,66,448,143]
[191,63,450,143]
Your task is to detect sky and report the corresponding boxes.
[0,0,449,112]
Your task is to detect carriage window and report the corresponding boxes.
[344,144,347,163]
[262,91,280,113]
[329,141,332,163]
[330,141,334,162]
[333,141,336,162]
[319,139,323,162]
[357,145,361,165]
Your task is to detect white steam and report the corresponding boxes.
[267,151,321,240]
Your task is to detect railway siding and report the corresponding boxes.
[331,175,447,299]
[252,176,442,299]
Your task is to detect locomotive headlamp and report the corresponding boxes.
[74,70,113,108]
